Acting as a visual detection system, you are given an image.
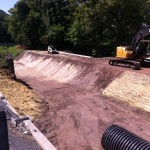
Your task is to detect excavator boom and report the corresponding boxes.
[128,25,150,56]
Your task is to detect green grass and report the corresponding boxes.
[0,45,24,57]
[0,45,24,66]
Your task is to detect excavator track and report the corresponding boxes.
[109,59,141,70]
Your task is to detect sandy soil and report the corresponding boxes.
[103,71,150,112]
[0,68,41,119]
[0,72,42,149]
[14,50,150,150]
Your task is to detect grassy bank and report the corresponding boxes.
[0,45,24,66]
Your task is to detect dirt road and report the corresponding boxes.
[14,51,150,150]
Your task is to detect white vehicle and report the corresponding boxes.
[48,45,59,54]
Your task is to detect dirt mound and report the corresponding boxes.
[14,51,150,150]
[16,51,122,91]
[0,67,41,119]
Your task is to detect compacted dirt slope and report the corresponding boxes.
[14,50,150,150]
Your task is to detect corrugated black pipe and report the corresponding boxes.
[101,125,150,150]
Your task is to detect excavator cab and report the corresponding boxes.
[139,40,150,55]
[138,40,150,66]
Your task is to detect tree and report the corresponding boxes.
[0,10,12,43]
[67,0,150,56]
[7,1,44,48]
[40,0,71,46]
[67,0,115,56]
[7,0,71,48]
[6,0,150,56]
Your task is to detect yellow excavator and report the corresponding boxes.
[109,25,150,69]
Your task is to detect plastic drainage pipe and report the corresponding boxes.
[101,125,150,150]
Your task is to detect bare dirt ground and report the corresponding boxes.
[14,50,150,150]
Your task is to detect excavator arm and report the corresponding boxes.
[127,25,150,56]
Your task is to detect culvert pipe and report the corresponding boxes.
[101,125,150,150]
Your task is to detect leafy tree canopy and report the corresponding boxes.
[0,10,12,43]
[2,0,150,56]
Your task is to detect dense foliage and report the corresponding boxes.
[0,10,12,43]
[1,0,150,56]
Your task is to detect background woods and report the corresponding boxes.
[1,0,150,57]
